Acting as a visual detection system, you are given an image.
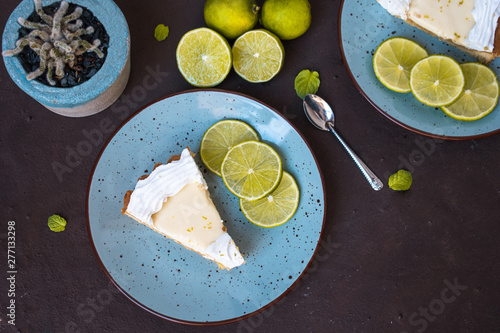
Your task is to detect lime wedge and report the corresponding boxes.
[373,37,429,93]
[441,62,499,121]
[221,141,282,201]
[240,171,299,228]
[200,120,259,176]
[232,29,284,83]
[176,27,232,87]
[410,55,465,107]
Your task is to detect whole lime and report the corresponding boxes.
[260,0,311,40]
[204,0,260,40]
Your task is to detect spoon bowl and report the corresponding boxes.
[303,94,383,191]
[303,94,335,131]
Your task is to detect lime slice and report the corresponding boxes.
[176,27,232,87]
[373,37,428,93]
[240,171,299,228]
[221,141,282,201]
[441,62,499,121]
[232,29,285,83]
[410,55,465,107]
[200,120,259,176]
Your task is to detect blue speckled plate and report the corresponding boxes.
[86,90,325,325]
[339,0,500,139]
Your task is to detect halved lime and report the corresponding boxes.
[441,62,499,121]
[232,29,284,83]
[221,141,282,201]
[200,120,259,176]
[176,27,232,87]
[373,37,429,93]
[240,171,299,228]
[410,55,465,107]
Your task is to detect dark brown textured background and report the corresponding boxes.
[1,0,499,332]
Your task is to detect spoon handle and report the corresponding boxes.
[327,123,383,191]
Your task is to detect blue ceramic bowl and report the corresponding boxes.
[2,0,130,117]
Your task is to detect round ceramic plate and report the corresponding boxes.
[339,0,500,139]
[86,90,326,324]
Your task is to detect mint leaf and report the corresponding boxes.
[154,24,169,42]
[294,69,320,99]
[48,214,67,232]
[388,170,412,191]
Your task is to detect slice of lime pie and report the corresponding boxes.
[377,0,500,63]
[122,148,245,270]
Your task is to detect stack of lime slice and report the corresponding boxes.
[373,37,428,93]
[221,141,283,201]
[200,119,299,228]
[441,63,499,121]
[200,120,259,176]
[373,37,499,121]
[239,171,299,228]
[409,55,465,107]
